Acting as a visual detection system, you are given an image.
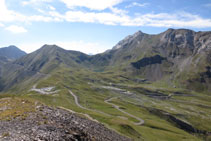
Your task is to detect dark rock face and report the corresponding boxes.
[204,66,211,78]
[131,55,166,69]
[147,107,210,135]
[0,105,131,141]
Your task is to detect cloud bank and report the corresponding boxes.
[6,25,27,33]
[0,0,211,30]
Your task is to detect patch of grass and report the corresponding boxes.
[119,124,142,139]
[0,97,37,121]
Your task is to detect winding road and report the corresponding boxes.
[105,97,144,126]
[58,106,99,123]
[68,90,111,117]
[69,89,144,126]
[69,90,86,110]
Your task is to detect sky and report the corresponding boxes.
[0,0,211,54]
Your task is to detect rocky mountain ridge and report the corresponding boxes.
[95,28,211,91]
[0,28,210,92]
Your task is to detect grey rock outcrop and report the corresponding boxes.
[0,105,131,141]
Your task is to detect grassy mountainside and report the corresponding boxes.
[4,65,209,140]
[0,45,90,92]
[1,29,210,92]
[0,29,210,140]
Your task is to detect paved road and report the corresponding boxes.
[69,89,144,125]
[105,97,144,126]
[58,106,99,123]
[69,90,86,110]
[68,90,111,116]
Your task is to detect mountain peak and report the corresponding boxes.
[134,30,144,35]
[38,44,66,53]
[8,45,19,49]
[164,28,195,34]
[0,45,26,60]
[166,28,175,31]
[41,44,61,49]
[133,30,145,38]
[112,30,146,50]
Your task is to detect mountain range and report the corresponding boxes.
[0,28,211,140]
[0,28,210,93]
[95,28,211,92]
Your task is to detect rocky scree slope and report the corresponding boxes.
[0,98,130,141]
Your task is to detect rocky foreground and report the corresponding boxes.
[0,98,130,141]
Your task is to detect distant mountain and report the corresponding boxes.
[0,45,26,60]
[0,44,90,91]
[0,29,210,92]
[0,46,27,90]
[14,44,89,72]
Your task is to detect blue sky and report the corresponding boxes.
[0,0,211,54]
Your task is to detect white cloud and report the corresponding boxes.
[60,0,123,10]
[0,0,55,23]
[48,5,55,11]
[0,0,26,22]
[63,11,130,25]
[110,7,128,15]
[47,10,211,28]
[37,8,45,14]
[131,12,211,28]
[18,41,110,54]
[28,15,54,22]
[22,0,53,6]
[0,0,211,29]
[126,2,149,8]
[6,25,27,34]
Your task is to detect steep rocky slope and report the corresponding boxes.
[0,98,130,141]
